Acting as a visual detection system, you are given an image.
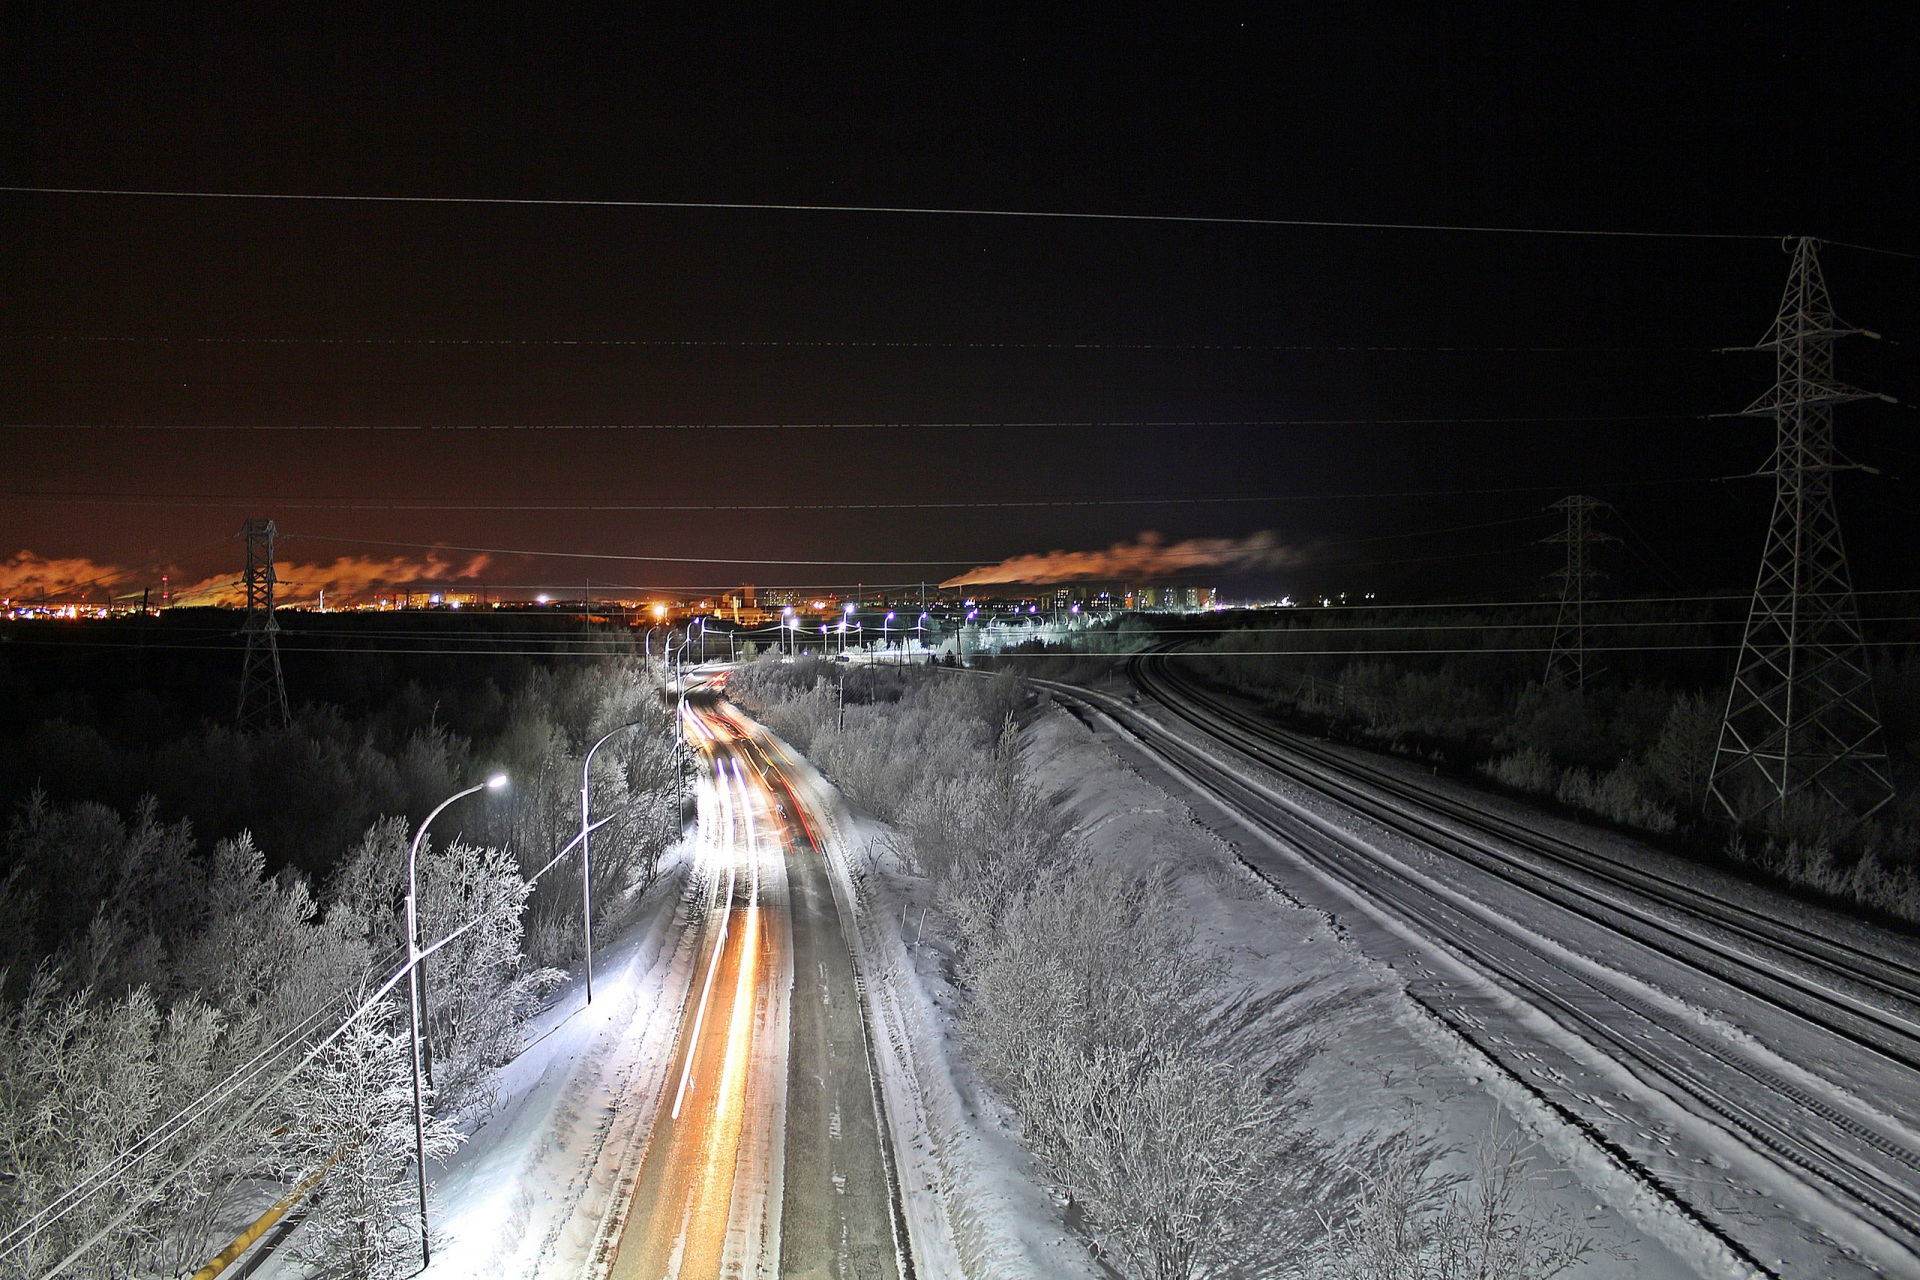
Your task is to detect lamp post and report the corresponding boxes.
[406,772,507,1266]
[883,611,894,664]
[580,723,645,1005]
[665,632,688,826]
[917,611,928,662]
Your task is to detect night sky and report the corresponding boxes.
[5,6,1917,604]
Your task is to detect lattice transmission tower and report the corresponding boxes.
[237,518,291,730]
[1707,238,1896,824]
[1542,495,1616,690]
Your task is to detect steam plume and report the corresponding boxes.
[3,549,492,606]
[940,531,1302,588]
[173,552,494,605]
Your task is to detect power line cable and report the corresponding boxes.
[1,412,1709,432]
[0,331,1705,355]
[0,183,1806,244]
[0,474,1727,512]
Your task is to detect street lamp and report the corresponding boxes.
[405,772,506,1266]
[883,611,894,664]
[580,724,644,1005]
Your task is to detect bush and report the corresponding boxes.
[1643,691,1719,812]
[1481,747,1558,793]
[1554,763,1676,833]
[960,857,1311,1279]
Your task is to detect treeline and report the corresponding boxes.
[1,616,651,878]
[1182,607,1920,926]
[731,656,1594,1280]
[0,653,682,1278]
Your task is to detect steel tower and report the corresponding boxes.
[237,518,291,730]
[1707,238,1895,823]
[1543,495,1615,690]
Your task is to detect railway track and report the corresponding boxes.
[1036,657,1920,1278]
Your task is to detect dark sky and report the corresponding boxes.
[4,5,1917,603]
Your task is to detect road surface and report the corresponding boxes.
[604,686,907,1280]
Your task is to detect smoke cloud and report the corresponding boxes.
[0,551,132,603]
[940,530,1304,588]
[173,552,495,606]
[2,549,493,606]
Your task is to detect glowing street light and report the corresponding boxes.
[579,726,643,1005]
[405,772,507,1265]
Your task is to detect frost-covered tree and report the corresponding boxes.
[172,833,371,1056]
[415,838,562,1115]
[274,995,460,1280]
[0,971,220,1279]
[958,858,1319,1278]
[330,823,559,1118]
[1309,1120,1596,1280]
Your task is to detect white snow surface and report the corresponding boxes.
[761,734,1106,1280]
[243,841,704,1280]
[1019,698,1704,1280]
[242,689,1736,1280]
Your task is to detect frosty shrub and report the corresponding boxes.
[757,677,839,754]
[171,833,371,1052]
[1642,691,1719,812]
[1312,1120,1596,1280]
[416,839,564,1115]
[960,858,1313,1278]
[0,972,221,1279]
[900,722,1069,945]
[810,681,997,820]
[1480,746,1558,794]
[330,825,561,1118]
[274,994,460,1280]
[1733,834,1920,926]
[1554,763,1676,834]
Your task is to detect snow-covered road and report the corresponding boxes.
[594,691,908,1279]
[1041,657,1920,1280]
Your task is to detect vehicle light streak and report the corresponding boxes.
[672,865,736,1120]
[700,897,760,1196]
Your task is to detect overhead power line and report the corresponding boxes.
[1,412,1710,431]
[1,332,1700,355]
[0,477,1722,511]
[0,183,1799,243]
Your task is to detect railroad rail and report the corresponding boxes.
[1032,655,1920,1278]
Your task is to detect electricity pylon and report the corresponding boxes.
[237,518,291,730]
[1542,495,1616,690]
[1707,238,1896,824]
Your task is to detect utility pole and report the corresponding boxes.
[1708,237,1897,824]
[236,518,291,730]
[1542,495,1616,690]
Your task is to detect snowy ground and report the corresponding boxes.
[1018,698,1702,1279]
[244,686,1721,1279]
[245,841,705,1280]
